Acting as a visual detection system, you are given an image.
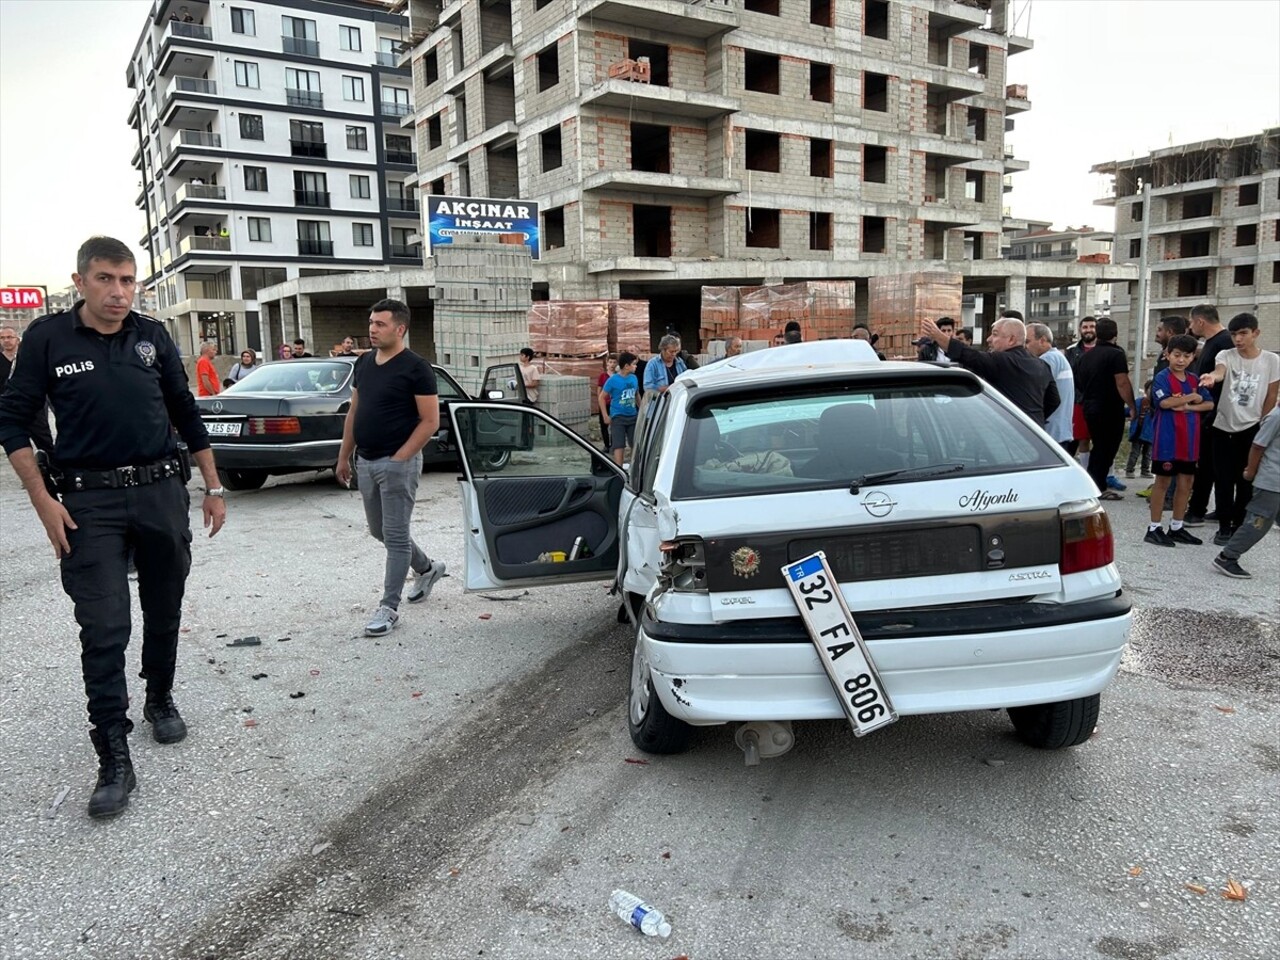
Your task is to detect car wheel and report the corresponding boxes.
[218,469,268,491]
[1007,693,1100,749]
[480,449,510,472]
[627,627,692,755]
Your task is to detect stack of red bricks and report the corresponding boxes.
[528,299,651,380]
[699,281,858,344]
[867,272,963,359]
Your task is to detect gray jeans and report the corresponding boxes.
[1222,487,1280,560]
[357,453,430,610]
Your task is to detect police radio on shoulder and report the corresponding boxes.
[203,486,226,498]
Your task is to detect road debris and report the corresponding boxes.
[478,613,493,620]
[624,758,650,765]
[1128,866,1143,877]
[1223,878,1247,901]
[226,636,261,647]
[478,590,530,601]
[44,786,71,819]
[289,692,306,699]
[1185,883,1208,895]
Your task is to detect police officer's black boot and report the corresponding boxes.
[88,725,136,819]
[143,690,188,744]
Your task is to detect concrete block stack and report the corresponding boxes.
[432,237,533,396]
[536,373,592,427]
[868,272,963,359]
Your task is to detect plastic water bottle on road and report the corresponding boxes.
[608,889,672,937]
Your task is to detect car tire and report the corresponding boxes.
[627,627,693,755]
[480,449,510,472]
[218,469,268,491]
[1007,693,1100,749]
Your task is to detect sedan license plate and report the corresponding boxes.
[782,551,898,738]
[205,421,242,437]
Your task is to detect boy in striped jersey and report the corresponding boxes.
[1145,335,1216,547]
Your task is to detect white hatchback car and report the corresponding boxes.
[448,341,1131,758]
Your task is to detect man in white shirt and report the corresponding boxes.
[1027,322,1075,447]
[1197,312,1280,544]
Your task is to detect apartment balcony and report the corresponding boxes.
[294,190,331,208]
[376,51,405,68]
[581,79,737,119]
[385,149,417,166]
[165,76,216,99]
[290,139,328,158]
[297,239,334,257]
[444,43,515,95]
[162,19,212,44]
[178,235,230,255]
[168,129,222,155]
[1151,178,1225,197]
[286,88,324,109]
[1150,255,1221,272]
[918,202,984,227]
[1008,33,1034,55]
[921,66,986,102]
[385,196,420,213]
[446,120,519,163]
[381,100,413,119]
[1149,216,1222,236]
[282,35,319,57]
[1005,83,1030,115]
[389,244,422,259]
[1002,148,1030,172]
[581,169,741,198]
[171,182,227,206]
[578,0,739,38]
[162,76,217,119]
[917,136,984,165]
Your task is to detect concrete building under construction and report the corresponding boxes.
[1095,127,1280,359]
[256,0,1135,358]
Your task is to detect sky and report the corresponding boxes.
[0,0,1278,290]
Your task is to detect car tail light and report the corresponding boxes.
[247,417,302,436]
[1059,502,1114,574]
[659,537,708,593]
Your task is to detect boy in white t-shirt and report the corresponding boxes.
[1198,313,1280,545]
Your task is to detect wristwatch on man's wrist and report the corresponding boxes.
[204,487,226,498]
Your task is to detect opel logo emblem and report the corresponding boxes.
[861,489,897,518]
[212,401,223,413]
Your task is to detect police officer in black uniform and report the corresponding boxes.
[0,236,227,819]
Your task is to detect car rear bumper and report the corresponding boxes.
[210,439,340,470]
[639,599,1131,724]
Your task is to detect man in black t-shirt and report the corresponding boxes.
[336,299,444,637]
[1074,317,1135,498]
[1184,304,1232,524]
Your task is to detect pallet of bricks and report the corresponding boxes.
[867,273,962,360]
[699,281,857,348]
[528,299,650,419]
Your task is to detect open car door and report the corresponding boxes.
[449,402,626,591]
[480,363,526,403]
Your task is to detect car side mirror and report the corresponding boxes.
[487,390,504,400]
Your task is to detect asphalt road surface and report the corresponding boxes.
[2,464,1276,960]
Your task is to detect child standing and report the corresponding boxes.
[600,351,639,467]
[1212,405,1280,578]
[1145,334,1216,547]
[1124,382,1154,478]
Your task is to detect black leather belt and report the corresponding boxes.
[55,457,185,493]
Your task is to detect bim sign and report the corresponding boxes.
[0,288,45,309]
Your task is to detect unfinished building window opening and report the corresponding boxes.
[968,43,988,77]
[488,144,519,197]
[1239,183,1260,205]
[631,123,670,173]
[864,0,889,38]
[1131,201,1144,221]
[963,231,984,260]
[926,90,949,136]
[810,62,834,103]
[627,39,669,86]
[745,207,781,248]
[810,137,832,178]
[535,0,554,9]
[1273,261,1280,284]
[1236,223,1257,247]
[862,215,886,253]
[965,107,986,142]
[480,1,512,54]
[862,144,888,182]
[1182,192,1213,219]
[744,51,781,94]
[744,129,781,173]
[927,19,950,66]
[454,94,468,142]
[541,125,562,171]
[537,43,560,92]
[924,156,947,201]
[634,204,672,257]
[1176,270,1208,298]
[745,0,780,14]
[451,26,464,74]
[1128,239,1141,258]
[863,71,888,112]
[811,0,834,28]
[544,206,565,250]
[423,49,439,85]
[429,176,446,196]
[427,114,443,150]
[1233,264,1255,286]
[810,212,832,251]
[1180,232,1210,257]
[965,169,984,202]
[924,222,947,259]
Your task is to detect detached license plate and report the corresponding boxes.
[782,551,898,737]
[205,421,242,437]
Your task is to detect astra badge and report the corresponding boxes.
[730,546,761,578]
[135,340,157,367]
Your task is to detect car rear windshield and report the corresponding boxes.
[227,361,353,394]
[673,377,1062,500]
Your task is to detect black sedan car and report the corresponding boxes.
[194,357,522,490]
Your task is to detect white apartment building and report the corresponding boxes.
[128,0,419,355]
[1006,221,1112,341]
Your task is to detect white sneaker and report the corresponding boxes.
[364,605,400,637]
[407,561,446,604]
